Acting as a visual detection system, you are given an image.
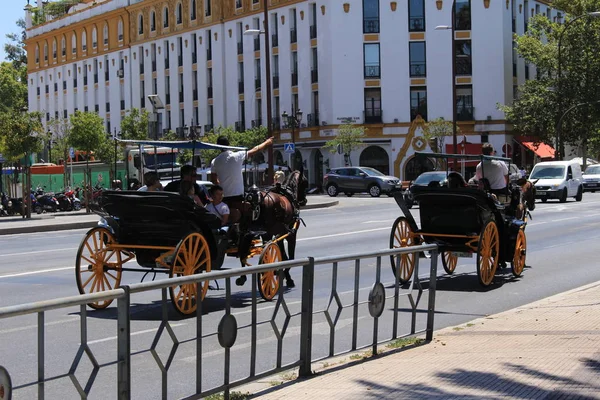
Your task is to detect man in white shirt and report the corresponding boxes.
[210,135,274,223]
[475,143,509,193]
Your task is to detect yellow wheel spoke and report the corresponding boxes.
[81,272,95,289]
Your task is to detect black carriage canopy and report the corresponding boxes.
[414,152,513,180]
[118,139,247,151]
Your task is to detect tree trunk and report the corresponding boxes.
[582,138,588,172]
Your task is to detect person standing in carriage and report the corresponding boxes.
[475,143,509,195]
[210,135,274,224]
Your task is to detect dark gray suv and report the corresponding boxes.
[323,167,402,197]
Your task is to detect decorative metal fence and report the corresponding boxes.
[0,244,438,400]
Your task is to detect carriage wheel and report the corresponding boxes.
[389,217,417,283]
[257,242,282,301]
[441,252,458,275]
[511,229,526,277]
[476,220,500,286]
[169,233,211,316]
[75,227,123,309]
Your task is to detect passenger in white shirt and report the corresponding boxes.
[205,185,230,226]
[475,143,509,193]
[137,172,162,192]
[210,135,274,223]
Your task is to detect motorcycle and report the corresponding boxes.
[64,188,81,211]
[34,188,59,213]
[56,191,73,211]
[1,193,13,216]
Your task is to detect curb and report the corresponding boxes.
[302,200,339,210]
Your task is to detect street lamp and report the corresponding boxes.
[47,129,52,163]
[435,1,458,167]
[111,128,120,188]
[555,11,600,160]
[244,0,274,184]
[282,107,303,169]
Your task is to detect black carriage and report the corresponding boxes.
[390,153,531,286]
[75,140,304,315]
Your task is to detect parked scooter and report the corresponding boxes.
[34,187,59,213]
[55,191,72,211]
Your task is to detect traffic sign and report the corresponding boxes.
[284,142,295,154]
[69,147,75,159]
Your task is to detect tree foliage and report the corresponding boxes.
[200,126,269,166]
[47,117,72,164]
[322,123,366,160]
[424,118,460,154]
[4,18,27,70]
[0,110,45,162]
[69,111,106,157]
[501,0,600,161]
[120,108,150,140]
[0,62,28,113]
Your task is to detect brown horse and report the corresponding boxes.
[512,178,537,221]
[236,167,308,288]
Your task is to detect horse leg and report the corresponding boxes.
[235,233,254,286]
[283,232,297,288]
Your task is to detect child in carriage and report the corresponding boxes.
[204,185,231,226]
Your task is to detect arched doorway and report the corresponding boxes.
[292,149,303,171]
[312,149,323,190]
[404,155,435,181]
[359,145,389,174]
[274,150,284,167]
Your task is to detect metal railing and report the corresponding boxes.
[0,244,437,400]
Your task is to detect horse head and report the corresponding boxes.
[516,178,537,212]
[285,166,309,207]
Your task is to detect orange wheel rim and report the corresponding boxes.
[512,229,526,276]
[443,252,458,273]
[171,233,211,315]
[479,222,499,285]
[76,228,123,309]
[258,243,281,300]
[392,219,415,281]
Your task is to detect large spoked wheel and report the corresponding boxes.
[441,252,458,275]
[75,227,123,309]
[476,220,500,286]
[169,233,211,315]
[257,242,282,301]
[511,229,526,277]
[389,217,417,283]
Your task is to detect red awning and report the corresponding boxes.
[519,141,555,159]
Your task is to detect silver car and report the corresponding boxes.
[323,167,402,197]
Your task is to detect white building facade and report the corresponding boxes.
[25,0,560,187]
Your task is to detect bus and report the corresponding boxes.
[125,146,181,183]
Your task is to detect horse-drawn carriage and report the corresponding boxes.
[75,140,307,315]
[390,153,535,286]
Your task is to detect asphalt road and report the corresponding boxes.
[2,193,600,399]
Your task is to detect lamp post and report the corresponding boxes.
[244,0,274,184]
[47,129,52,163]
[435,1,458,168]
[555,11,600,161]
[112,128,120,188]
[282,107,303,169]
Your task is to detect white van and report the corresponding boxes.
[529,160,584,203]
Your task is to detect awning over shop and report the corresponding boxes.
[517,141,555,159]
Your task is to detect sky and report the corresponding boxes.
[0,2,26,62]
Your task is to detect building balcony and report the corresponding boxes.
[94,74,98,84]
[364,108,382,124]
[140,63,144,74]
[237,42,243,55]
[410,62,426,77]
[251,119,262,128]
[363,18,380,33]
[45,85,49,94]
[83,76,88,86]
[36,87,40,96]
[204,124,214,133]
[238,80,244,94]
[291,72,298,86]
[178,55,182,67]
[63,81,67,90]
[271,117,281,130]
[105,71,109,81]
[84,106,88,112]
[166,93,171,104]
[254,37,260,51]
[151,61,156,72]
[165,58,170,69]
[140,97,145,108]
[271,34,278,47]
[235,121,245,132]
[193,89,198,101]
[364,64,380,78]
[456,106,474,121]
[255,78,261,91]
[290,28,297,43]
[411,108,427,121]
[73,79,77,88]
[207,86,213,98]
[273,75,279,89]
[179,92,184,103]
[106,102,110,112]
[207,49,212,61]
[311,69,318,83]
[192,53,197,64]
[120,100,125,110]
[54,83,58,92]
[456,58,472,76]
[310,25,317,39]
[307,112,319,127]
[409,17,425,32]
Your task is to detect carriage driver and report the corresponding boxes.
[475,143,509,195]
[210,135,275,224]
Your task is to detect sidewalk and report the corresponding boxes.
[254,281,600,399]
[0,195,338,235]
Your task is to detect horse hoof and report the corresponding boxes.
[286,279,295,288]
[235,276,247,286]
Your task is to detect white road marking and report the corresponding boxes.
[549,217,579,223]
[297,227,389,242]
[362,220,391,224]
[87,323,187,345]
[0,316,80,335]
[0,247,77,257]
[0,266,73,279]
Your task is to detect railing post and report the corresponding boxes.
[298,257,315,377]
[426,247,438,342]
[117,287,131,400]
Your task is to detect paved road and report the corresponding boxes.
[1,194,600,399]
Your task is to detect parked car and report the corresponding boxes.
[582,164,600,193]
[403,171,448,209]
[323,167,402,197]
[530,160,583,203]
